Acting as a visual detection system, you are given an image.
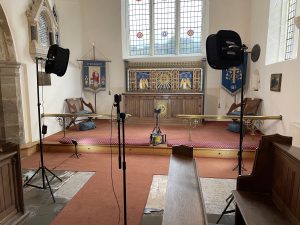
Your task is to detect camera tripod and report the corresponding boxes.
[150,108,166,145]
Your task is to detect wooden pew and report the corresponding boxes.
[233,134,300,225]
[162,145,208,225]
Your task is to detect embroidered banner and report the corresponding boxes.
[221,54,248,96]
[82,60,106,93]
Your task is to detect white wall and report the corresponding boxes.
[0,0,83,143]
[207,0,251,115]
[248,0,300,138]
[80,0,124,113]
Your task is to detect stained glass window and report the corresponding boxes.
[180,0,202,54]
[126,0,205,57]
[154,0,176,55]
[128,0,150,56]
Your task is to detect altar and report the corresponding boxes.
[123,61,205,124]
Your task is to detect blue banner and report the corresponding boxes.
[82,60,106,93]
[221,54,248,96]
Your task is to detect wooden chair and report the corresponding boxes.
[227,98,262,134]
[65,97,95,129]
[227,98,262,116]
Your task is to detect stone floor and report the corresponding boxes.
[22,169,94,225]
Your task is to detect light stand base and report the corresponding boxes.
[232,160,247,172]
[216,194,235,224]
[70,153,81,159]
[24,166,62,203]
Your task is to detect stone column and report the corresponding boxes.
[0,62,24,144]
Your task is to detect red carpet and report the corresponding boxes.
[22,152,253,225]
[44,120,262,150]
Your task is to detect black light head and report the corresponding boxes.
[45,44,70,77]
[206,30,244,70]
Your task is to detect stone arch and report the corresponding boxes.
[0,5,24,144]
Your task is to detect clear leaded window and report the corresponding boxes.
[126,0,205,57]
[266,0,299,64]
[38,12,50,48]
[285,0,297,60]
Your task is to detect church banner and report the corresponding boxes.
[221,54,248,96]
[82,60,106,93]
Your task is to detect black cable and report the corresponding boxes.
[110,104,120,225]
[52,155,72,170]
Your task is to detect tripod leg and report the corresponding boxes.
[216,194,235,224]
[233,160,247,172]
[45,167,62,182]
[24,167,42,187]
[43,171,56,203]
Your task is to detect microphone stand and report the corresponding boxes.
[114,94,127,225]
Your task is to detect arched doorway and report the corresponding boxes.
[0,4,24,144]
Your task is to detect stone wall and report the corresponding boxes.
[0,5,24,144]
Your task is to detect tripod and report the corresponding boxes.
[23,57,62,203]
[70,139,81,158]
[114,94,127,225]
[150,109,166,145]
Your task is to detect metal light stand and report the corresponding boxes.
[23,57,62,203]
[217,52,247,224]
[114,94,127,225]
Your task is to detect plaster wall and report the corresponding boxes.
[207,0,251,116]
[248,0,300,140]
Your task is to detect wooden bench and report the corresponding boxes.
[162,145,208,225]
[233,134,300,225]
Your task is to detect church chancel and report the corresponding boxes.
[123,61,205,124]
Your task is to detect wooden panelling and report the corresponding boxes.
[142,98,154,117]
[0,158,16,223]
[273,148,300,221]
[0,144,27,224]
[234,135,300,225]
[124,93,204,124]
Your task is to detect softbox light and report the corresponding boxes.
[206,30,244,70]
[45,44,70,77]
